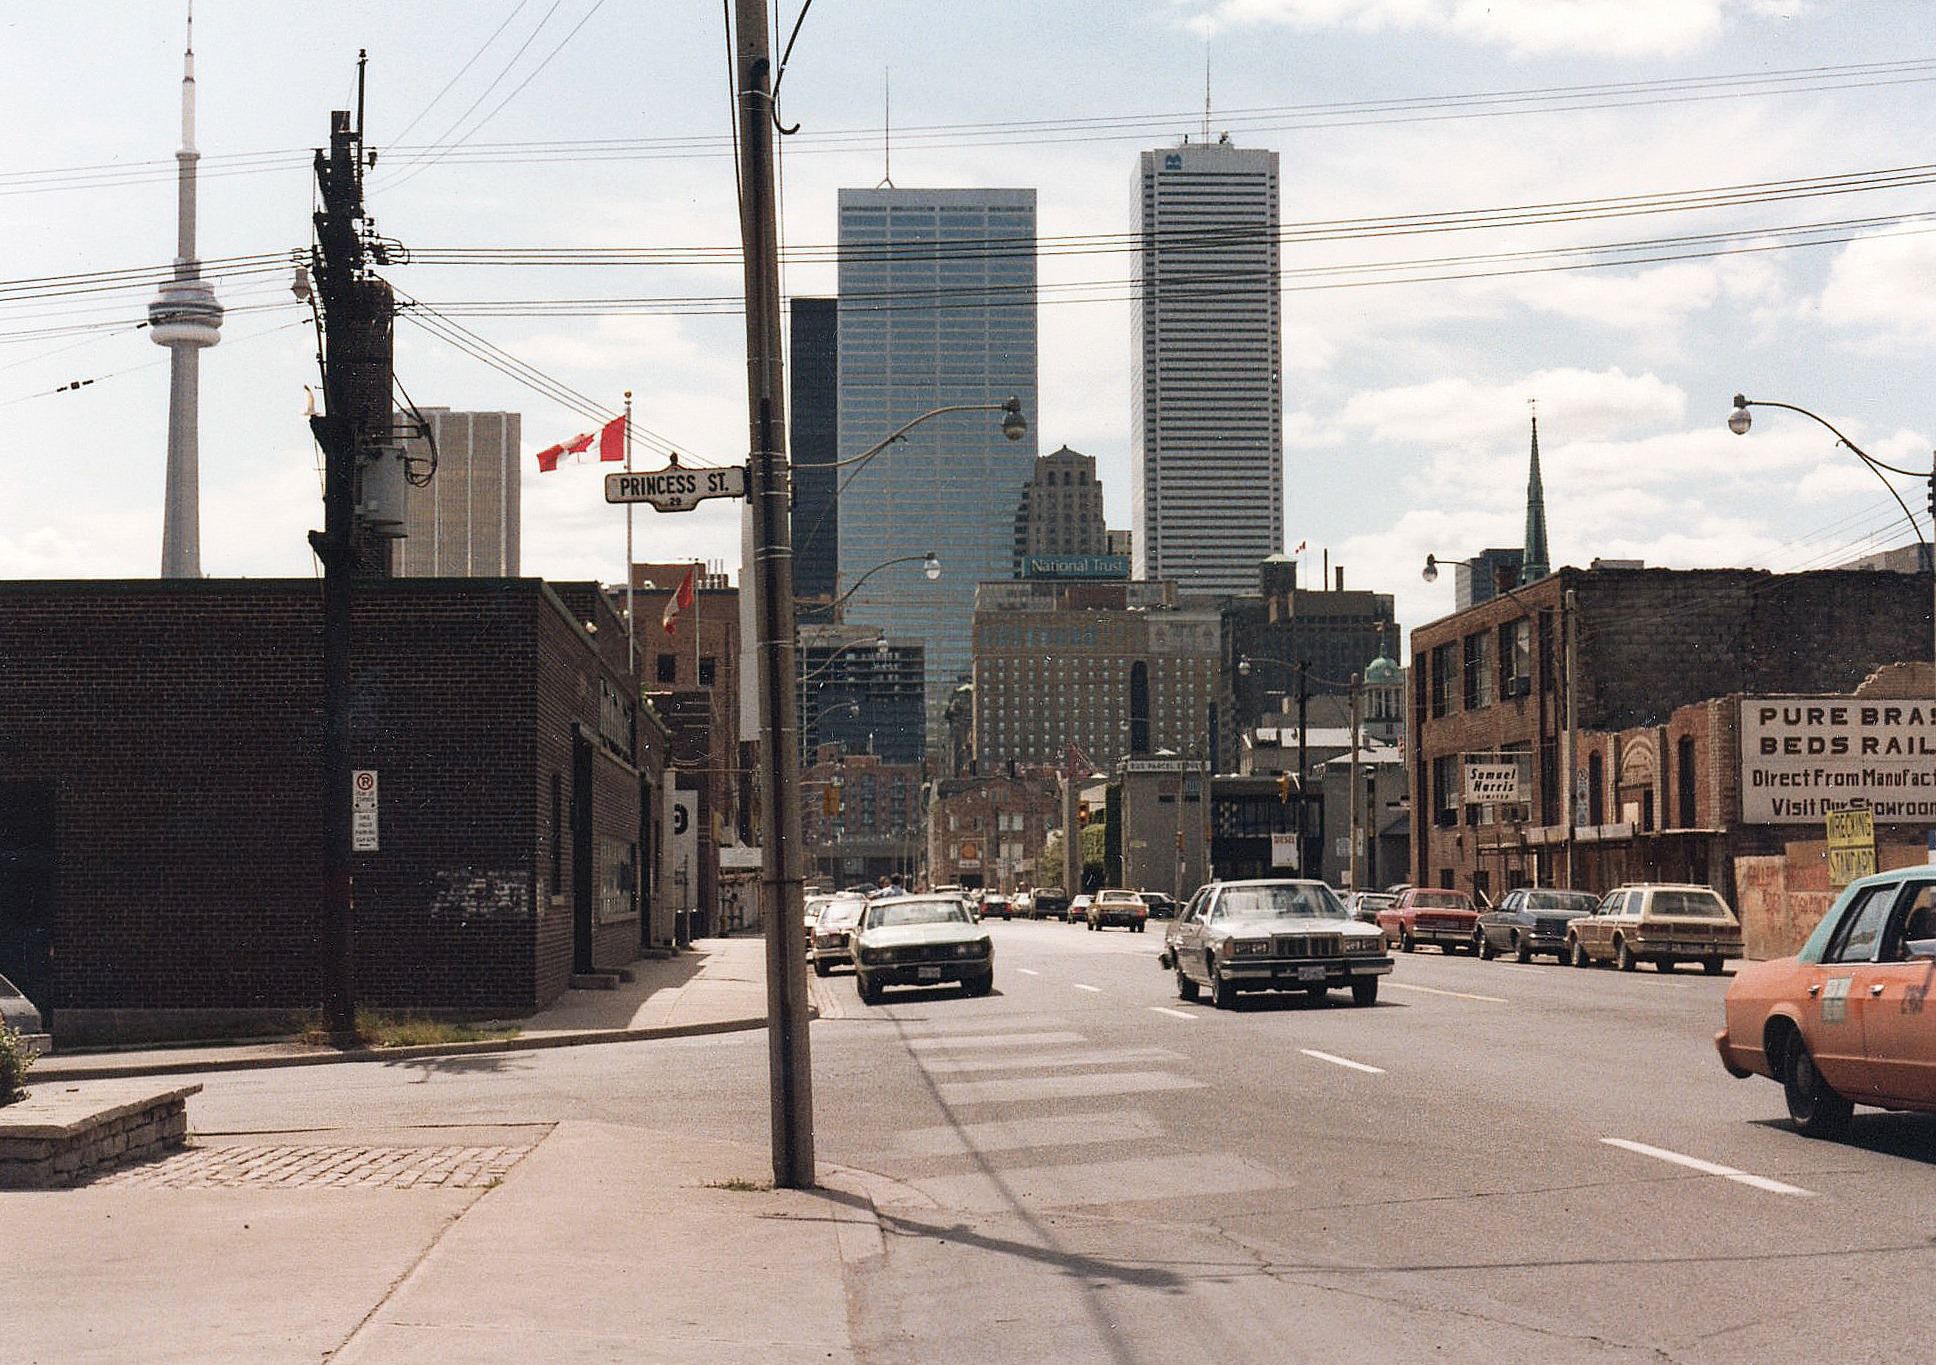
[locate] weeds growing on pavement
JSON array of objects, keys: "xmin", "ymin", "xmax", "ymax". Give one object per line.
[
  {"xmin": 704, "ymin": 1177, "xmax": 772, "ymax": 1192},
  {"xmin": 297, "ymin": 1008, "xmax": 520, "ymax": 1049},
  {"xmin": 0, "ymin": 1023, "xmax": 34, "ymax": 1106}
]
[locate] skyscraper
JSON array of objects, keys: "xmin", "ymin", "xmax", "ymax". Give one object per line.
[
  {"xmin": 836, "ymin": 187, "xmax": 1038, "ymax": 740},
  {"xmin": 789, "ymin": 297, "xmax": 839, "ymax": 619},
  {"xmin": 150, "ymin": 8, "xmax": 222, "ymax": 578},
  {"xmin": 1012, "ymin": 446, "xmax": 1108, "ymax": 575},
  {"xmin": 1132, "ymin": 141, "xmax": 1281, "ymax": 595},
  {"xmin": 392, "ymin": 408, "xmax": 521, "ymax": 577}
]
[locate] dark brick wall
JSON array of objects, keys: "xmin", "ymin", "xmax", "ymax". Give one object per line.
[{"xmin": 0, "ymin": 578, "xmax": 644, "ymax": 1030}]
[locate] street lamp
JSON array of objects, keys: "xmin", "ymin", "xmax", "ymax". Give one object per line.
[
  {"xmin": 1422, "ymin": 552, "xmax": 1530, "ymax": 603},
  {"xmin": 1728, "ymin": 391, "xmax": 1936, "ymax": 690},
  {"xmin": 824, "ymin": 552, "xmax": 941, "ymax": 618}
]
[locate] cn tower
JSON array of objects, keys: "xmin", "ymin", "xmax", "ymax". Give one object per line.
[{"xmin": 150, "ymin": 4, "xmax": 222, "ymax": 578}]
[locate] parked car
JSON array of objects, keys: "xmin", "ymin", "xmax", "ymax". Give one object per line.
[
  {"xmin": 1345, "ymin": 891, "xmax": 1398, "ymax": 927},
  {"xmin": 852, "ymin": 895, "xmax": 993, "ymax": 1004},
  {"xmin": 1137, "ymin": 891, "xmax": 1178, "ymax": 920},
  {"xmin": 979, "ymin": 892, "xmax": 1014, "ymax": 921},
  {"xmin": 1716, "ymin": 867, "xmax": 1936, "ymax": 1138},
  {"xmin": 1376, "ymin": 888, "xmax": 1480, "ymax": 953},
  {"xmin": 1086, "ymin": 889, "xmax": 1149, "ymax": 932},
  {"xmin": 1031, "ymin": 887, "xmax": 1071, "ymax": 921},
  {"xmin": 1068, "ymin": 894, "xmax": 1093, "ymax": 924},
  {"xmin": 807, "ymin": 896, "xmax": 868, "ymax": 976},
  {"xmin": 1161, "ymin": 879, "xmax": 1390, "ymax": 1007},
  {"xmin": 1567, "ymin": 883, "xmax": 1743, "ymax": 973},
  {"xmin": 1475, "ymin": 887, "xmax": 1601, "ymax": 962}
]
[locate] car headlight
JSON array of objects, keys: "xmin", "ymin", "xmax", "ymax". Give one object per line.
[
  {"xmin": 1346, "ymin": 935, "xmax": 1383, "ymax": 954},
  {"xmin": 1228, "ymin": 939, "xmax": 1272, "ymax": 957},
  {"xmin": 954, "ymin": 939, "xmax": 992, "ymax": 957},
  {"xmin": 857, "ymin": 947, "xmax": 879, "ymax": 965}
]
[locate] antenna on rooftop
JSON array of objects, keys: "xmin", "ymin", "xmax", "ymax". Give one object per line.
[{"xmin": 876, "ymin": 70, "xmax": 895, "ymax": 189}]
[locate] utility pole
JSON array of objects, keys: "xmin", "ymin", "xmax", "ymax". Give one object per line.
[
  {"xmin": 733, "ymin": 0, "xmax": 815, "ymax": 1188},
  {"xmin": 1062, "ymin": 745, "xmax": 1081, "ymax": 898},
  {"xmin": 306, "ymin": 55, "xmax": 396, "ymax": 1036},
  {"xmin": 1347, "ymin": 673, "xmax": 1361, "ymax": 891},
  {"xmin": 1561, "ymin": 587, "xmax": 1579, "ymax": 888}
]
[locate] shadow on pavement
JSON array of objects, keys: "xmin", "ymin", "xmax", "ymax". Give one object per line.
[
  {"xmin": 380, "ymin": 1052, "xmax": 537, "ymax": 1083},
  {"xmin": 1750, "ymin": 1112, "xmax": 1936, "ymax": 1165},
  {"xmin": 873, "ymin": 1208, "xmax": 1197, "ymax": 1292}
]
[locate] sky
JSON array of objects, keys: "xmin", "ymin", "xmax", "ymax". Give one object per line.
[{"xmin": 3, "ymin": 0, "xmax": 1934, "ymax": 647}]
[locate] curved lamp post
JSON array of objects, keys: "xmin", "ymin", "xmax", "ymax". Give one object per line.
[
  {"xmin": 825, "ymin": 552, "xmax": 940, "ymax": 618},
  {"xmin": 799, "ymin": 632, "xmax": 890, "ymax": 685},
  {"xmin": 1728, "ymin": 391, "xmax": 1936, "ymax": 688}
]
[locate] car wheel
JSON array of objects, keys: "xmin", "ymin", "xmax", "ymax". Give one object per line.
[
  {"xmin": 1615, "ymin": 938, "xmax": 1637, "ymax": 972},
  {"xmin": 1657, "ymin": 957, "xmax": 1676, "ymax": 973},
  {"xmin": 1513, "ymin": 934, "xmax": 1533, "ymax": 965},
  {"xmin": 1568, "ymin": 936, "xmax": 1588, "ymax": 968},
  {"xmin": 1703, "ymin": 956, "xmax": 1724, "ymax": 976},
  {"xmin": 1476, "ymin": 931, "xmax": 1495, "ymax": 960},
  {"xmin": 1209, "ymin": 958, "xmax": 1239, "ymax": 1009},
  {"xmin": 1400, "ymin": 927, "xmax": 1416, "ymax": 953},
  {"xmin": 1351, "ymin": 978, "xmax": 1378, "ymax": 1007},
  {"xmin": 1175, "ymin": 965, "xmax": 1200, "ymax": 1002},
  {"xmin": 964, "ymin": 971, "xmax": 993, "ymax": 997},
  {"xmin": 812, "ymin": 959, "xmax": 831, "ymax": 978},
  {"xmin": 1304, "ymin": 985, "xmax": 1328, "ymax": 1003},
  {"xmin": 856, "ymin": 974, "xmax": 882, "ymax": 1005},
  {"xmin": 1783, "ymin": 1036, "xmax": 1854, "ymax": 1139}
]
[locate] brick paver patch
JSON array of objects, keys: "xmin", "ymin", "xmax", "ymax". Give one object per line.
[{"xmin": 92, "ymin": 1142, "xmax": 534, "ymax": 1189}]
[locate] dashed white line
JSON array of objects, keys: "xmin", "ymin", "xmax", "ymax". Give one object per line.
[
  {"xmin": 1299, "ymin": 1048, "xmax": 1386, "ymax": 1075},
  {"xmin": 1599, "ymin": 1138, "xmax": 1816, "ymax": 1197},
  {"xmin": 1387, "ymin": 981, "xmax": 1508, "ymax": 1004},
  {"xmin": 1016, "ymin": 968, "xmax": 1040, "ymax": 976},
  {"xmin": 1148, "ymin": 1006, "xmax": 1196, "ymax": 1021},
  {"xmin": 1072, "ymin": 983, "xmax": 1103, "ymax": 993}
]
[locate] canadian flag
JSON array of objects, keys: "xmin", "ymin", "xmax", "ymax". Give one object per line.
[
  {"xmin": 1293, "ymin": 539, "xmax": 1308, "ymax": 554},
  {"xmin": 597, "ymin": 413, "xmax": 626, "ymax": 462},
  {"xmin": 661, "ymin": 566, "xmax": 696, "ymax": 637}
]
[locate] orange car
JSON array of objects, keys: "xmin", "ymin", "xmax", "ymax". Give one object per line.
[{"xmin": 1716, "ymin": 867, "xmax": 1936, "ymax": 1138}]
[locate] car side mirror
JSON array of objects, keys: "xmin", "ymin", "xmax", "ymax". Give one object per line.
[{"xmin": 1907, "ymin": 940, "xmax": 1936, "ymax": 961}]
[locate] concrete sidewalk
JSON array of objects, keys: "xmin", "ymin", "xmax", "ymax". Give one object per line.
[
  {"xmin": 30, "ymin": 937, "xmax": 784, "ymax": 1083},
  {"xmin": 0, "ymin": 1119, "xmax": 880, "ymax": 1364}
]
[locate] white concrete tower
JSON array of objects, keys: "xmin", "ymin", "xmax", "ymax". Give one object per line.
[{"xmin": 150, "ymin": 4, "xmax": 222, "ymax": 578}]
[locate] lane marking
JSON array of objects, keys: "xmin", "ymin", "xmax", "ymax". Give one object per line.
[
  {"xmin": 1599, "ymin": 1138, "xmax": 1816, "ymax": 1197},
  {"xmin": 1387, "ymin": 981, "xmax": 1508, "ymax": 1004},
  {"xmin": 1072, "ymin": 983, "xmax": 1103, "ymax": 993},
  {"xmin": 1148, "ymin": 1006, "xmax": 1196, "ymax": 1020},
  {"xmin": 1016, "ymin": 968, "xmax": 1040, "ymax": 976},
  {"xmin": 1299, "ymin": 1048, "xmax": 1386, "ymax": 1075}
]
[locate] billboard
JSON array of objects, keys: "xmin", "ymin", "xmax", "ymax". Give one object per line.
[{"xmin": 1739, "ymin": 698, "xmax": 1936, "ymax": 824}]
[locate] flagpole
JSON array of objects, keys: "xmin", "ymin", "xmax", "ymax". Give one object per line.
[{"xmin": 624, "ymin": 392, "xmax": 636, "ymax": 676}]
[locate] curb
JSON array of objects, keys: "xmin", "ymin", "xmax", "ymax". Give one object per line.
[{"xmin": 28, "ymin": 1014, "xmax": 778, "ymax": 1084}]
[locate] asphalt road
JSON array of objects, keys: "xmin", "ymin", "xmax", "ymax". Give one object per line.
[{"xmin": 185, "ymin": 920, "xmax": 1936, "ymax": 1363}]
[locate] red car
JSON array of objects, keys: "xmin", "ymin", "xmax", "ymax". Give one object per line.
[{"xmin": 1376, "ymin": 888, "xmax": 1480, "ymax": 954}]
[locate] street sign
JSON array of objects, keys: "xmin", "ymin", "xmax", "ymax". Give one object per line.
[
  {"xmin": 351, "ymin": 769, "xmax": 378, "ymax": 852},
  {"xmin": 1270, "ymin": 833, "xmax": 1300, "ymax": 869},
  {"xmin": 604, "ymin": 463, "xmax": 747, "ymax": 512}
]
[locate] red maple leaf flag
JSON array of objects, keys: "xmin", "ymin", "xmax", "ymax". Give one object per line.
[
  {"xmin": 535, "ymin": 443, "xmax": 566, "ymax": 472},
  {"xmin": 661, "ymin": 566, "xmax": 696, "ymax": 637},
  {"xmin": 562, "ymin": 431, "xmax": 595, "ymax": 458},
  {"xmin": 597, "ymin": 413, "xmax": 627, "ymax": 462}
]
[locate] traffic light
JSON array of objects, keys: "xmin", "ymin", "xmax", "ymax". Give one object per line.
[
  {"xmin": 1277, "ymin": 772, "xmax": 1291, "ymax": 803},
  {"xmin": 1077, "ymin": 800, "xmax": 1090, "ymax": 826}
]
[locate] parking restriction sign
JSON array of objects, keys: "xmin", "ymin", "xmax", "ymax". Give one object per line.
[{"xmin": 352, "ymin": 769, "xmax": 379, "ymax": 852}]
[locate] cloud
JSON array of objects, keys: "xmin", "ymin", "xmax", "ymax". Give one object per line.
[
  {"xmin": 1812, "ymin": 228, "xmax": 1936, "ymax": 343},
  {"xmin": 1189, "ymin": 0, "xmax": 1735, "ymax": 56},
  {"xmin": 1327, "ymin": 366, "xmax": 1685, "ymax": 450}
]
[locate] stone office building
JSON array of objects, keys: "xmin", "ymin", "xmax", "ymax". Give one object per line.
[{"xmin": 1408, "ymin": 565, "xmax": 1932, "ymax": 909}]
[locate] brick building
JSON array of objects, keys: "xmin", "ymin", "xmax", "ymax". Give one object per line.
[
  {"xmin": 0, "ymin": 578, "xmax": 660, "ymax": 1045},
  {"xmin": 1408, "ymin": 565, "xmax": 1932, "ymax": 907},
  {"xmin": 802, "ymin": 747, "xmax": 924, "ymax": 888},
  {"xmin": 926, "ymin": 772, "xmax": 1060, "ymax": 892}
]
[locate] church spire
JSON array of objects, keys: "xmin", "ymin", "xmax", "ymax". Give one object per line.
[{"xmin": 1519, "ymin": 403, "xmax": 1550, "ymax": 585}]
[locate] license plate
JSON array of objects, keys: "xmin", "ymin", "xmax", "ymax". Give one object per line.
[
  {"xmin": 1297, "ymin": 965, "xmax": 1327, "ymax": 982},
  {"xmin": 917, "ymin": 966, "xmax": 942, "ymax": 981}
]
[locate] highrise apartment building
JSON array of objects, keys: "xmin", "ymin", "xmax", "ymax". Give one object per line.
[
  {"xmin": 394, "ymin": 408, "xmax": 521, "ymax": 577},
  {"xmin": 1012, "ymin": 446, "xmax": 1108, "ymax": 574},
  {"xmin": 1132, "ymin": 142, "xmax": 1282, "ymax": 595},
  {"xmin": 836, "ymin": 187, "xmax": 1038, "ymax": 741}
]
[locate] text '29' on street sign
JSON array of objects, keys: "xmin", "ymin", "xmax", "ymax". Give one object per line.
[{"xmin": 604, "ymin": 464, "xmax": 747, "ymax": 512}]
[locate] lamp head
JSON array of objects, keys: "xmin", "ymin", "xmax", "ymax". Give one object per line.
[
  {"xmin": 1421, "ymin": 554, "xmax": 1440, "ymax": 584},
  {"xmin": 1000, "ymin": 396, "xmax": 1027, "ymax": 442},
  {"xmin": 1727, "ymin": 395, "xmax": 1752, "ymax": 436},
  {"xmin": 922, "ymin": 552, "xmax": 942, "ymax": 581},
  {"xmin": 1236, "ymin": 655, "xmax": 1252, "ymax": 677}
]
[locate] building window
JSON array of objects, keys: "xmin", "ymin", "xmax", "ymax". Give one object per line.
[
  {"xmin": 656, "ymin": 653, "xmax": 678, "ymax": 684},
  {"xmin": 1588, "ymin": 751, "xmax": 1605, "ymax": 826},
  {"xmin": 1677, "ymin": 736, "xmax": 1697, "ymax": 828},
  {"xmin": 1429, "ymin": 643, "xmax": 1455, "ymax": 719},
  {"xmin": 1462, "ymin": 632, "xmax": 1493, "ymax": 710},
  {"xmin": 698, "ymin": 656, "xmax": 717, "ymax": 687},
  {"xmin": 1498, "ymin": 619, "xmax": 1531, "ymax": 696},
  {"xmin": 1432, "ymin": 755, "xmax": 1459, "ymax": 827},
  {"xmin": 550, "ymin": 772, "xmax": 564, "ymax": 893}
]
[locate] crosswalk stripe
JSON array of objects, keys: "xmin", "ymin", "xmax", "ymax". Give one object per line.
[
  {"xmin": 918, "ymin": 1046, "xmax": 1183, "ymax": 1075},
  {"xmin": 891, "ymin": 1109, "xmax": 1166, "ymax": 1157},
  {"xmin": 935, "ymin": 1070, "xmax": 1206, "ymax": 1104},
  {"xmin": 888, "ymin": 1152, "xmax": 1282, "ymax": 1214},
  {"xmin": 904, "ymin": 1031, "xmax": 1086, "ymax": 1051}
]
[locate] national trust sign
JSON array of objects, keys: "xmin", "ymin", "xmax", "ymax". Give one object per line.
[{"xmin": 1739, "ymin": 697, "xmax": 1936, "ymax": 824}]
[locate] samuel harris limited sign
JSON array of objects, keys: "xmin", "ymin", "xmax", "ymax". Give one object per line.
[{"xmin": 1739, "ymin": 697, "xmax": 1936, "ymax": 824}]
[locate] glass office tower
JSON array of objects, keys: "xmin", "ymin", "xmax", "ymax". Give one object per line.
[{"xmin": 836, "ymin": 187, "xmax": 1039, "ymax": 749}]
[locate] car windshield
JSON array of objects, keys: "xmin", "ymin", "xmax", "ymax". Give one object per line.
[
  {"xmin": 1526, "ymin": 891, "xmax": 1599, "ymax": 913},
  {"xmin": 866, "ymin": 898, "xmax": 970, "ymax": 929},
  {"xmin": 1647, "ymin": 889, "xmax": 1731, "ymax": 919},
  {"xmin": 1412, "ymin": 891, "xmax": 1470, "ymax": 909},
  {"xmin": 818, "ymin": 900, "xmax": 865, "ymax": 928},
  {"xmin": 1219, "ymin": 884, "xmax": 1347, "ymax": 919}
]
